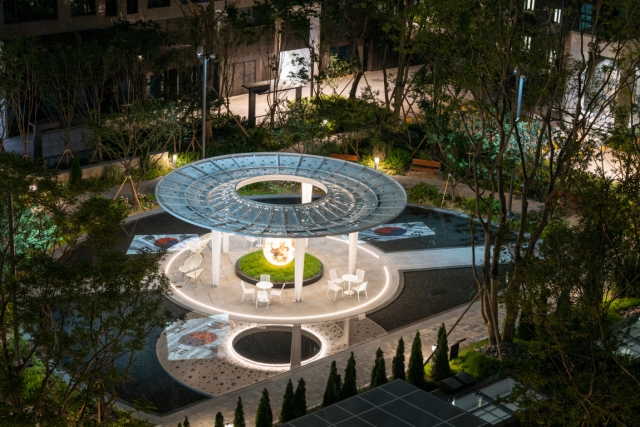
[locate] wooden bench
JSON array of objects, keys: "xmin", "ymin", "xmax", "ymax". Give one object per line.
[
  {"xmin": 410, "ymin": 159, "xmax": 441, "ymax": 176},
  {"xmin": 330, "ymin": 154, "xmax": 359, "ymax": 162}
]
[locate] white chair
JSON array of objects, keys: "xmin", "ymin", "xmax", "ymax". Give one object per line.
[
  {"xmin": 256, "ymin": 290, "xmax": 270, "ymax": 309},
  {"xmin": 186, "ymin": 241, "xmax": 204, "ymax": 255},
  {"xmin": 352, "ymin": 281, "xmax": 368, "ymax": 301},
  {"xmin": 198, "ymin": 233, "xmax": 212, "ymax": 252},
  {"xmin": 240, "ymin": 281, "xmax": 255, "ymax": 303},
  {"xmin": 329, "ymin": 269, "xmax": 344, "ymax": 286},
  {"xmin": 271, "ymin": 283, "xmax": 286, "ymax": 305},
  {"xmin": 243, "ymin": 236, "xmax": 258, "ymax": 249},
  {"xmin": 326, "ymin": 280, "xmax": 343, "ymax": 301},
  {"xmin": 354, "ymin": 269, "xmax": 365, "ymax": 285},
  {"xmin": 185, "ymin": 268, "xmax": 204, "ymax": 286},
  {"xmin": 178, "ymin": 254, "xmax": 203, "ymax": 279},
  {"xmin": 260, "ymin": 274, "xmax": 270, "ymax": 283}
]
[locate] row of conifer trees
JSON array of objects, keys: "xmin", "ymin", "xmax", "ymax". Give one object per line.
[{"xmin": 186, "ymin": 325, "xmax": 451, "ymax": 427}]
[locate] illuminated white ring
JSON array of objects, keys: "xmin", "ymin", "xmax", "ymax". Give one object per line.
[
  {"xmin": 226, "ymin": 326, "xmax": 327, "ymax": 370},
  {"xmin": 164, "ymin": 246, "xmax": 391, "ymax": 323}
]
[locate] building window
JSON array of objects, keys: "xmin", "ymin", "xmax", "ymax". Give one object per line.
[
  {"xmin": 127, "ymin": 0, "xmax": 138, "ymax": 14},
  {"xmin": 523, "ymin": 36, "xmax": 531, "ymax": 51},
  {"xmin": 71, "ymin": 0, "xmax": 95, "ymax": 16},
  {"xmin": 105, "ymin": 0, "xmax": 117, "ymax": 16},
  {"xmin": 580, "ymin": 4, "xmax": 593, "ymax": 29},
  {"xmin": 148, "ymin": 0, "xmax": 170, "ymax": 8},
  {"xmin": 3, "ymin": 0, "xmax": 57, "ymax": 24},
  {"xmin": 552, "ymin": 8, "xmax": 562, "ymax": 23},
  {"xmin": 524, "ymin": 0, "xmax": 535, "ymax": 11}
]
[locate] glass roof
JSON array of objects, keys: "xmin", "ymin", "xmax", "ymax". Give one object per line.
[{"xmin": 155, "ymin": 153, "xmax": 407, "ymax": 238}]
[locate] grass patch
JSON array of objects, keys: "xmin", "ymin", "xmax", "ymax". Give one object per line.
[
  {"xmin": 607, "ymin": 297, "xmax": 640, "ymax": 322},
  {"xmin": 237, "ymin": 250, "xmax": 322, "ymax": 283},
  {"xmin": 237, "ymin": 181, "xmax": 324, "ymax": 197}
]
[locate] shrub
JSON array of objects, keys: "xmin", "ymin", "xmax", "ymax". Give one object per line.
[
  {"xmin": 294, "ymin": 378, "xmax": 307, "ymax": 417},
  {"xmin": 279, "ymin": 380, "xmax": 296, "ymax": 423},
  {"xmin": 102, "ymin": 164, "xmax": 125, "ymax": 185},
  {"xmin": 177, "ymin": 151, "xmax": 200, "ymax": 167},
  {"xmin": 431, "ymin": 323, "xmax": 451, "ymax": 381},
  {"xmin": 382, "ymin": 148, "xmax": 412, "ymax": 173},
  {"xmin": 322, "ymin": 361, "xmax": 341, "ymax": 407},
  {"xmin": 392, "ymin": 337, "xmax": 406, "ymax": 380},
  {"xmin": 341, "ymin": 352, "xmax": 358, "ymax": 399},
  {"xmin": 371, "ymin": 348, "xmax": 388, "ymax": 388},
  {"xmin": 407, "ymin": 331, "xmax": 425, "ymax": 387},
  {"xmin": 255, "ymin": 389, "xmax": 273, "ymax": 427},
  {"xmin": 449, "ymin": 348, "xmax": 502, "ymax": 380},
  {"xmin": 407, "ymin": 183, "xmax": 440, "ymax": 204},
  {"xmin": 214, "ymin": 412, "xmax": 224, "ymax": 427},
  {"xmin": 234, "ymin": 397, "xmax": 246, "ymax": 427}
]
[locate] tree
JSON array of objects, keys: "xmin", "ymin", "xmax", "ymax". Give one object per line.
[
  {"xmin": 183, "ymin": 416, "xmax": 191, "ymax": 427},
  {"xmin": 0, "ymin": 154, "xmax": 174, "ymax": 425},
  {"xmin": 293, "ymin": 378, "xmax": 307, "ymax": 418},
  {"xmin": 431, "ymin": 324, "xmax": 450, "ymax": 382},
  {"xmin": 70, "ymin": 155, "xmax": 83, "ymax": 188},
  {"xmin": 215, "ymin": 412, "xmax": 224, "ymax": 427},
  {"xmin": 391, "ymin": 337, "xmax": 406, "ymax": 380},
  {"xmin": 234, "ymin": 397, "xmax": 246, "ymax": 427},
  {"xmin": 279, "ymin": 379, "xmax": 296, "ymax": 423},
  {"xmin": 0, "ymin": 37, "xmax": 41, "ymax": 156},
  {"xmin": 87, "ymin": 101, "xmax": 180, "ymax": 209},
  {"xmin": 255, "ymin": 388, "xmax": 273, "ymax": 427},
  {"xmin": 341, "ymin": 352, "xmax": 358, "ymax": 399},
  {"xmin": 322, "ymin": 360, "xmax": 341, "ymax": 407},
  {"xmin": 370, "ymin": 347, "xmax": 388, "ymax": 388},
  {"xmin": 407, "ymin": 331, "xmax": 424, "ymax": 387}
]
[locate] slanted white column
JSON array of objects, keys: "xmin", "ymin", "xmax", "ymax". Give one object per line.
[
  {"xmin": 211, "ymin": 230, "xmax": 222, "ymax": 287},
  {"xmin": 348, "ymin": 232, "xmax": 359, "ymax": 274},
  {"xmin": 294, "ymin": 238, "xmax": 306, "ymax": 301},
  {"xmin": 290, "ymin": 324, "xmax": 302, "ymax": 369},
  {"xmin": 222, "ymin": 233, "xmax": 230, "ymax": 253},
  {"xmin": 301, "ymin": 183, "xmax": 313, "ymax": 247}
]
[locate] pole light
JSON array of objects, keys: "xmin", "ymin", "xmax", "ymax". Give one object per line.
[
  {"xmin": 516, "ymin": 74, "xmax": 526, "ymax": 121},
  {"xmin": 172, "ymin": 153, "xmax": 178, "ymax": 169},
  {"xmin": 197, "ymin": 45, "xmax": 216, "ymax": 160},
  {"xmin": 374, "ymin": 157, "xmax": 380, "ymax": 170}
]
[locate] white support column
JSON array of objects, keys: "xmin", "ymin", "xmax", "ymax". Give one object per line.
[
  {"xmin": 290, "ymin": 324, "xmax": 302, "ymax": 369},
  {"xmin": 222, "ymin": 233, "xmax": 230, "ymax": 253},
  {"xmin": 302, "ymin": 183, "xmax": 313, "ymax": 248},
  {"xmin": 211, "ymin": 230, "xmax": 222, "ymax": 287},
  {"xmin": 348, "ymin": 232, "xmax": 359, "ymax": 275},
  {"xmin": 294, "ymin": 238, "xmax": 306, "ymax": 302},
  {"xmin": 342, "ymin": 318, "xmax": 355, "ymax": 347}
]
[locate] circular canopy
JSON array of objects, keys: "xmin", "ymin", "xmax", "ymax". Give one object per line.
[{"xmin": 155, "ymin": 152, "xmax": 406, "ymax": 238}]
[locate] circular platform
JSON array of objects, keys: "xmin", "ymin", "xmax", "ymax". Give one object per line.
[
  {"xmin": 155, "ymin": 153, "xmax": 406, "ymax": 238},
  {"xmin": 163, "ymin": 234, "xmax": 400, "ymax": 324}
]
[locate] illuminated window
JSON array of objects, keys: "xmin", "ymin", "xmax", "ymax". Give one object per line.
[
  {"xmin": 523, "ymin": 36, "xmax": 532, "ymax": 51},
  {"xmin": 552, "ymin": 8, "xmax": 562, "ymax": 23},
  {"xmin": 524, "ymin": 0, "xmax": 535, "ymax": 11}
]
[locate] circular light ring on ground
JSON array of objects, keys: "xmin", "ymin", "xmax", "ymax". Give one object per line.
[
  {"xmin": 155, "ymin": 153, "xmax": 407, "ymax": 238},
  {"xmin": 164, "ymin": 246, "xmax": 391, "ymax": 324},
  {"xmin": 229, "ymin": 326, "xmax": 324, "ymax": 368}
]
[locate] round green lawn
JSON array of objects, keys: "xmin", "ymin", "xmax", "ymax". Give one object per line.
[{"xmin": 236, "ymin": 250, "xmax": 323, "ymax": 283}]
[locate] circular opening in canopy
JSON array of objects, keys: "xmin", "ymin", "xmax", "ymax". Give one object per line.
[{"xmin": 235, "ymin": 175, "xmax": 327, "ymax": 205}]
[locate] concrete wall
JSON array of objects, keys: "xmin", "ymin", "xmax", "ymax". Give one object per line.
[{"xmin": 57, "ymin": 151, "xmax": 169, "ymax": 182}]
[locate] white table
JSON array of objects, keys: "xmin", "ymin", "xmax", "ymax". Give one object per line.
[
  {"xmin": 256, "ymin": 281, "xmax": 273, "ymax": 290},
  {"xmin": 342, "ymin": 274, "xmax": 359, "ymax": 296}
]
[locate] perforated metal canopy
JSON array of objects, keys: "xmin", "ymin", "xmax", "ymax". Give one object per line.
[{"xmin": 155, "ymin": 152, "xmax": 407, "ymax": 238}]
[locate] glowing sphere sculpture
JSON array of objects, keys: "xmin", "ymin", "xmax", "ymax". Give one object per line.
[{"xmin": 263, "ymin": 238, "xmax": 295, "ymax": 266}]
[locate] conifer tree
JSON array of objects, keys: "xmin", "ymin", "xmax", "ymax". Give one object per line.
[
  {"xmin": 255, "ymin": 388, "xmax": 273, "ymax": 427},
  {"xmin": 407, "ymin": 331, "xmax": 425, "ymax": 387},
  {"xmin": 322, "ymin": 361, "xmax": 340, "ymax": 407},
  {"xmin": 176, "ymin": 423, "xmax": 182, "ymax": 427},
  {"xmin": 294, "ymin": 378, "xmax": 307, "ymax": 417},
  {"xmin": 280, "ymin": 379, "xmax": 296, "ymax": 423},
  {"xmin": 234, "ymin": 397, "xmax": 246, "ymax": 427},
  {"xmin": 432, "ymin": 323, "xmax": 451, "ymax": 381},
  {"xmin": 214, "ymin": 412, "xmax": 224, "ymax": 427},
  {"xmin": 373, "ymin": 357, "xmax": 389, "ymax": 387},
  {"xmin": 183, "ymin": 417, "xmax": 190, "ymax": 427},
  {"xmin": 341, "ymin": 352, "xmax": 358, "ymax": 399},
  {"xmin": 392, "ymin": 337, "xmax": 406, "ymax": 380},
  {"xmin": 370, "ymin": 347, "xmax": 383, "ymax": 388}
]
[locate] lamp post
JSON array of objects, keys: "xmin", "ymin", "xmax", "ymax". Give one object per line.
[
  {"xmin": 516, "ymin": 74, "xmax": 526, "ymax": 121},
  {"xmin": 197, "ymin": 45, "xmax": 216, "ymax": 160}
]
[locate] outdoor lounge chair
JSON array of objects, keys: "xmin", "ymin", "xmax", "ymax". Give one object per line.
[{"xmin": 326, "ymin": 280, "xmax": 344, "ymax": 301}]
